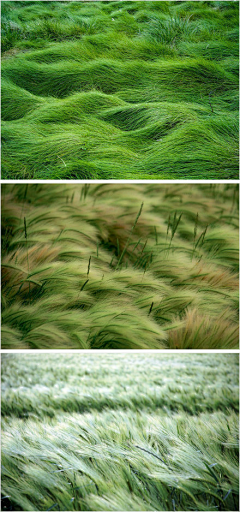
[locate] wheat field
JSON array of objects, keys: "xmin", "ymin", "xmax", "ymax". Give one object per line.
[{"xmin": 1, "ymin": 353, "xmax": 239, "ymax": 511}]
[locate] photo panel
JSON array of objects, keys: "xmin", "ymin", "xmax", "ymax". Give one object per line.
[
  {"xmin": 1, "ymin": 0, "xmax": 239, "ymax": 180},
  {"xmin": 1, "ymin": 183, "xmax": 239, "ymax": 350},
  {"xmin": 1, "ymin": 352, "xmax": 239, "ymax": 511}
]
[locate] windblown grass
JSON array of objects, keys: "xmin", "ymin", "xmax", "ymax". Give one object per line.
[
  {"xmin": 1, "ymin": 353, "xmax": 239, "ymax": 511},
  {"xmin": 1, "ymin": 183, "xmax": 239, "ymax": 349},
  {"xmin": 1, "ymin": 1, "xmax": 239, "ymax": 179}
]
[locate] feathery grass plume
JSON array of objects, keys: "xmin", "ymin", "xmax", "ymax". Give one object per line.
[
  {"xmin": 1, "ymin": 353, "xmax": 239, "ymax": 511},
  {"xmin": 1, "ymin": 183, "xmax": 239, "ymax": 349},
  {"xmin": 1, "ymin": 0, "xmax": 239, "ymax": 180}
]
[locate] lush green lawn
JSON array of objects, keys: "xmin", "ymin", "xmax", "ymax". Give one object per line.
[
  {"xmin": 1, "ymin": 183, "xmax": 239, "ymax": 349},
  {"xmin": 1, "ymin": 353, "xmax": 239, "ymax": 511},
  {"xmin": 1, "ymin": 1, "xmax": 239, "ymax": 179}
]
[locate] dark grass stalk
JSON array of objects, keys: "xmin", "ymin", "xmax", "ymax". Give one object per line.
[
  {"xmin": 131, "ymin": 238, "xmax": 142, "ymax": 254},
  {"xmin": 166, "ymin": 214, "xmax": 171, "ymax": 239},
  {"xmin": 148, "ymin": 302, "xmax": 154, "ymax": 316},
  {"xmin": 87, "ymin": 255, "xmax": 91, "ymax": 276},
  {"xmin": 23, "ymin": 216, "xmax": 30, "ymax": 302},
  {"xmin": 195, "ymin": 224, "xmax": 208, "ymax": 249},
  {"xmin": 192, "ymin": 212, "xmax": 199, "ymax": 260},
  {"xmin": 170, "ymin": 212, "xmax": 183, "ymax": 242},
  {"xmin": 134, "ymin": 445, "xmax": 172, "ymax": 469},
  {"xmin": 132, "ymin": 202, "xmax": 144, "ymax": 231},
  {"xmin": 80, "ymin": 279, "xmax": 89, "ymax": 292},
  {"xmin": 167, "ymin": 212, "xmax": 183, "ymax": 251},
  {"xmin": 115, "ymin": 202, "xmax": 144, "ymax": 270},
  {"xmin": 143, "ymin": 252, "xmax": 153, "ymax": 274},
  {"xmin": 110, "ymin": 254, "xmax": 115, "ymax": 267},
  {"xmin": 139, "ymin": 239, "xmax": 148, "ymax": 256},
  {"xmin": 54, "ymin": 229, "xmax": 63, "ymax": 244}
]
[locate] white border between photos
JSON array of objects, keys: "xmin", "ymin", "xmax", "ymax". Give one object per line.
[{"xmin": 2, "ymin": 179, "xmax": 240, "ymax": 184}]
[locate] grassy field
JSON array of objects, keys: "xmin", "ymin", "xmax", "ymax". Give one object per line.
[
  {"xmin": 1, "ymin": 0, "xmax": 239, "ymax": 180},
  {"xmin": 1, "ymin": 353, "xmax": 239, "ymax": 511},
  {"xmin": 1, "ymin": 183, "xmax": 239, "ymax": 349}
]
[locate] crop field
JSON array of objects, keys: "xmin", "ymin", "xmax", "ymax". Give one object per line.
[
  {"xmin": 1, "ymin": 353, "xmax": 239, "ymax": 511},
  {"xmin": 1, "ymin": 183, "xmax": 239, "ymax": 349},
  {"xmin": 1, "ymin": 0, "xmax": 239, "ymax": 180}
]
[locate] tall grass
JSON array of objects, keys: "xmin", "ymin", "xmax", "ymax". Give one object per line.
[
  {"xmin": 1, "ymin": 353, "xmax": 239, "ymax": 511},
  {"xmin": 1, "ymin": 183, "xmax": 239, "ymax": 349},
  {"xmin": 1, "ymin": 1, "xmax": 239, "ymax": 179}
]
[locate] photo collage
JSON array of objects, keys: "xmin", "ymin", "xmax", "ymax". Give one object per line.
[{"xmin": 1, "ymin": 1, "xmax": 239, "ymax": 511}]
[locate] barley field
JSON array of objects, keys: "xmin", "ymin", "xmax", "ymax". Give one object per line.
[
  {"xmin": 1, "ymin": 183, "xmax": 239, "ymax": 349},
  {"xmin": 1, "ymin": 0, "xmax": 239, "ymax": 180},
  {"xmin": 1, "ymin": 353, "xmax": 239, "ymax": 511}
]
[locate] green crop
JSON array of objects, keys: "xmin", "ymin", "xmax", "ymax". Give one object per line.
[{"xmin": 1, "ymin": 353, "xmax": 239, "ymax": 511}]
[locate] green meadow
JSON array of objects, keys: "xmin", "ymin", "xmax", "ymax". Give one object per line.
[
  {"xmin": 1, "ymin": 183, "xmax": 239, "ymax": 349},
  {"xmin": 1, "ymin": 353, "xmax": 239, "ymax": 511},
  {"xmin": 1, "ymin": 0, "xmax": 239, "ymax": 180}
]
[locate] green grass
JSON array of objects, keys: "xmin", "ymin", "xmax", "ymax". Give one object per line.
[
  {"xmin": 1, "ymin": 183, "xmax": 239, "ymax": 349},
  {"xmin": 1, "ymin": 353, "xmax": 239, "ymax": 511},
  {"xmin": 1, "ymin": 1, "xmax": 239, "ymax": 179}
]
